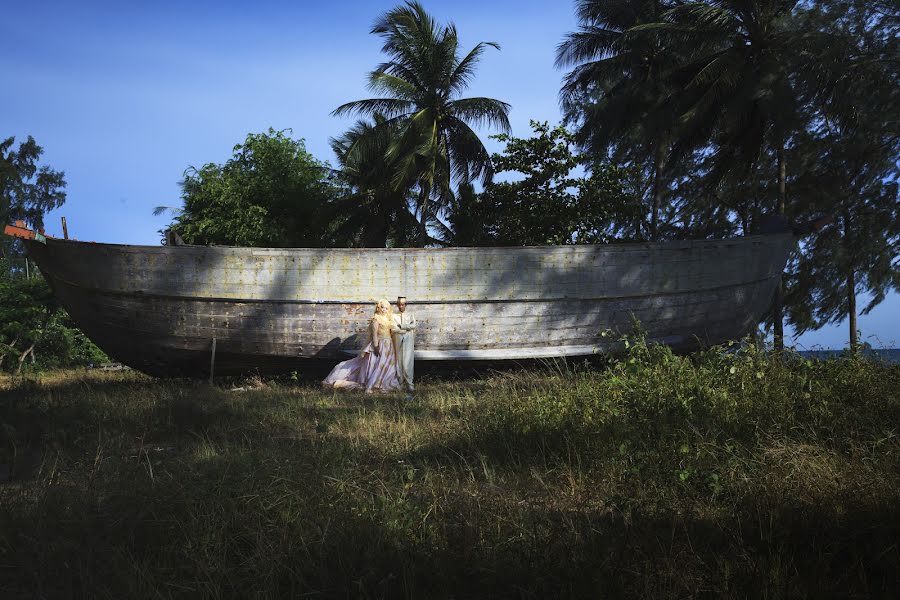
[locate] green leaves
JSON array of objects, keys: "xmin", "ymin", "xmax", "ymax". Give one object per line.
[
  {"xmin": 449, "ymin": 121, "xmax": 633, "ymax": 246},
  {"xmin": 0, "ymin": 268, "xmax": 105, "ymax": 372},
  {"xmin": 1, "ymin": 136, "xmax": 67, "ymax": 259},
  {"xmin": 557, "ymin": 0, "xmax": 899, "ymax": 344},
  {"xmin": 780, "ymin": 2, "xmax": 900, "ymax": 345},
  {"xmin": 169, "ymin": 129, "xmax": 339, "ymax": 248},
  {"xmin": 329, "ymin": 115, "xmax": 420, "ymax": 247}
]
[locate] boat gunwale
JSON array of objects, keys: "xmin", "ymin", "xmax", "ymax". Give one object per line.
[{"xmin": 33, "ymin": 233, "xmax": 792, "ymax": 254}]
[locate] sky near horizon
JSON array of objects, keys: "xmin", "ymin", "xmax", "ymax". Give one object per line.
[{"xmin": 2, "ymin": 0, "xmax": 896, "ymax": 350}]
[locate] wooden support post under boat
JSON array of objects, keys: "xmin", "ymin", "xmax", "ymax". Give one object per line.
[
  {"xmin": 61, "ymin": 217, "xmax": 68, "ymax": 240},
  {"xmin": 209, "ymin": 337, "xmax": 217, "ymax": 385}
]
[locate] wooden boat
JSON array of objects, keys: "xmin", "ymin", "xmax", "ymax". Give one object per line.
[{"xmin": 5, "ymin": 221, "xmax": 796, "ymax": 377}]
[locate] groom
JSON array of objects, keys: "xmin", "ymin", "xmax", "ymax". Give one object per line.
[{"xmin": 392, "ymin": 296, "xmax": 416, "ymax": 396}]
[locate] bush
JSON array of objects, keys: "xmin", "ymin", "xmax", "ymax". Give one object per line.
[{"xmin": 0, "ymin": 273, "xmax": 107, "ymax": 372}]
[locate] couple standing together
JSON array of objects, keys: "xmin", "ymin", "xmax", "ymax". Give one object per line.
[{"xmin": 322, "ymin": 296, "xmax": 416, "ymax": 396}]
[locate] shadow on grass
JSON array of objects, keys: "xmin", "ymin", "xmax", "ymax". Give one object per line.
[
  {"xmin": 0, "ymin": 373, "xmax": 435, "ymax": 483},
  {"xmin": 1, "ymin": 438, "xmax": 897, "ymax": 598}
]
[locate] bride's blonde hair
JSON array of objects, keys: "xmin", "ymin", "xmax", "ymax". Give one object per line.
[{"xmin": 373, "ymin": 298, "xmax": 393, "ymax": 320}]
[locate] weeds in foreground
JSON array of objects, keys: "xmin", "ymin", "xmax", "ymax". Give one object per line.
[{"xmin": 0, "ymin": 343, "xmax": 897, "ymax": 598}]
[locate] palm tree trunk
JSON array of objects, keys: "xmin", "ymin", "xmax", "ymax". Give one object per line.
[
  {"xmin": 843, "ymin": 211, "xmax": 858, "ymax": 353},
  {"xmin": 847, "ymin": 268, "xmax": 858, "ymax": 353},
  {"xmin": 418, "ymin": 188, "xmax": 429, "ymax": 247},
  {"xmin": 773, "ymin": 147, "xmax": 786, "ymax": 352},
  {"xmin": 650, "ymin": 143, "xmax": 664, "ymax": 241},
  {"xmin": 418, "ymin": 144, "xmax": 442, "ymax": 248}
]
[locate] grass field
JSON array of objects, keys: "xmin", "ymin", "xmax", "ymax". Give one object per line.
[{"xmin": 1, "ymin": 341, "xmax": 898, "ymax": 598}]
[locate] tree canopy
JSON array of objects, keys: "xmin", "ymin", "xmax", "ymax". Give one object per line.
[
  {"xmin": 783, "ymin": 0, "xmax": 900, "ymax": 349},
  {"xmin": 557, "ymin": 0, "xmax": 899, "ymax": 349},
  {"xmin": 1, "ymin": 136, "xmax": 66, "ymax": 258},
  {"xmin": 557, "ymin": 0, "xmax": 680, "ymax": 241},
  {"xmin": 168, "ymin": 129, "xmax": 340, "ymax": 248},
  {"xmin": 450, "ymin": 121, "xmax": 634, "ymax": 246}
]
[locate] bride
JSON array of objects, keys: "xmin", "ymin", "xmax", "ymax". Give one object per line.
[{"xmin": 322, "ymin": 299, "xmax": 401, "ymax": 393}]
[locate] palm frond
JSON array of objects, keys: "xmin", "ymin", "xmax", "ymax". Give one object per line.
[
  {"xmin": 448, "ymin": 97, "xmax": 512, "ymax": 133},
  {"xmin": 556, "ymin": 26, "xmax": 622, "ymax": 68},
  {"xmin": 332, "ymin": 98, "xmax": 416, "ymax": 119},
  {"xmin": 450, "ymin": 41, "xmax": 500, "ymax": 95},
  {"xmin": 667, "ymin": 2, "xmax": 740, "ymax": 32},
  {"xmin": 574, "ymin": 0, "xmax": 649, "ymax": 31},
  {"xmin": 152, "ymin": 205, "xmax": 183, "ymax": 217},
  {"xmin": 444, "ymin": 118, "xmax": 494, "ymax": 185},
  {"xmin": 367, "ymin": 71, "xmax": 420, "ymax": 100}
]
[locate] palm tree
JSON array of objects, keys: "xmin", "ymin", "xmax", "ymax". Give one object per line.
[
  {"xmin": 556, "ymin": 0, "xmax": 679, "ymax": 240},
  {"xmin": 328, "ymin": 115, "xmax": 419, "ymax": 247},
  {"xmin": 638, "ymin": 1, "xmax": 832, "ymax": 350},
  {"xmin": 653, "ymin": 2, "xmax": 815, "ymax": 172},
  {"xmin": 333, "ymin": 1, "xmax": 511, "ymax": 246}
]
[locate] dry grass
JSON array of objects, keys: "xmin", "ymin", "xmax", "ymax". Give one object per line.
[{"xmin": 0, "ymin": 345, "xmax": 898, "ymax": 598}]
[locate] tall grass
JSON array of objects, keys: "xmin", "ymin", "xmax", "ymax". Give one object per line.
[{"xmin": 0, "ymin": 342, "xmax": 897, "ymax": 598}]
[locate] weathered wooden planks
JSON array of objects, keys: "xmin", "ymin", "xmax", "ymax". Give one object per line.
[{"xmin": 23, "ymin": 234, "xmax": 795, "ymax": 376}]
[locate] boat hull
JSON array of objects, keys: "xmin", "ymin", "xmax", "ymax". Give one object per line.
[{"xmin": 23, "ymin": 235, "xmax": 795, "ymax": 377}]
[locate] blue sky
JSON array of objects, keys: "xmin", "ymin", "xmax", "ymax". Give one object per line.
[{"xmin": 2, "ymin": 0, "xmax": 896, "ymax": 349}]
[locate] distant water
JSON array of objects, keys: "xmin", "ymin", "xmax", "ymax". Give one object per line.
[{"xmin": 799, "ymin": 349, "xmax": 900, "ymax": 364}]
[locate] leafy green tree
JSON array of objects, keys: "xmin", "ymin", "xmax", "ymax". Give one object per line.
[
  {"xmin": 784, "ymin": 0, "xmax": 899, "ymax": 351},
  {"xmin": 785, "ymin": 137, "xmax": 899, "ymax": 351},
  {"xmin": 1, "ymin": 136, "xmax": 66, "ymax": 258},
  {"xmin": 333, "ymin": 1, "xmax": 511, "ymax": 246},
  {"xmin": 557, "ymin": 1, "xmax": 899, "ymax": 351},
  {"xmin": 0, "ymin": 138, "xmax": 106, "ymax": 371},
  {"xmin": 664, "ymin": 140, "xmax": 780, "ymax": 240},
  {"xmin": 449, "ymin": 122, "xmax": 633, "ymax": 246},
  {"xmin": 168, "ymin": 129, "xmax": 339, "ymax": 247}
]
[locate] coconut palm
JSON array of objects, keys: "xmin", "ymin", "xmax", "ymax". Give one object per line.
[
  {"xmin": 637, "ymin": 0, "xmax": 832, "ymax": 349},
  {"xmin": 654, "ymin": 2, "xmax": 814, "ymax": 171},
  {"xmin": 333, "ymin": 1, "xmax": 511, "ymax": 246},
  {"xmin": 328, "ymin": 115, "xmax": 419, "ymax": 247},
  {"xmin": 556, "ymin": 0, "xmax": 679, "ymax": 240}
]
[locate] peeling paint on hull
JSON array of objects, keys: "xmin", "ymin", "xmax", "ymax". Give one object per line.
[{"xmin": 23, "ymin": 235, "xmax": 795, "ymax": 377}]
